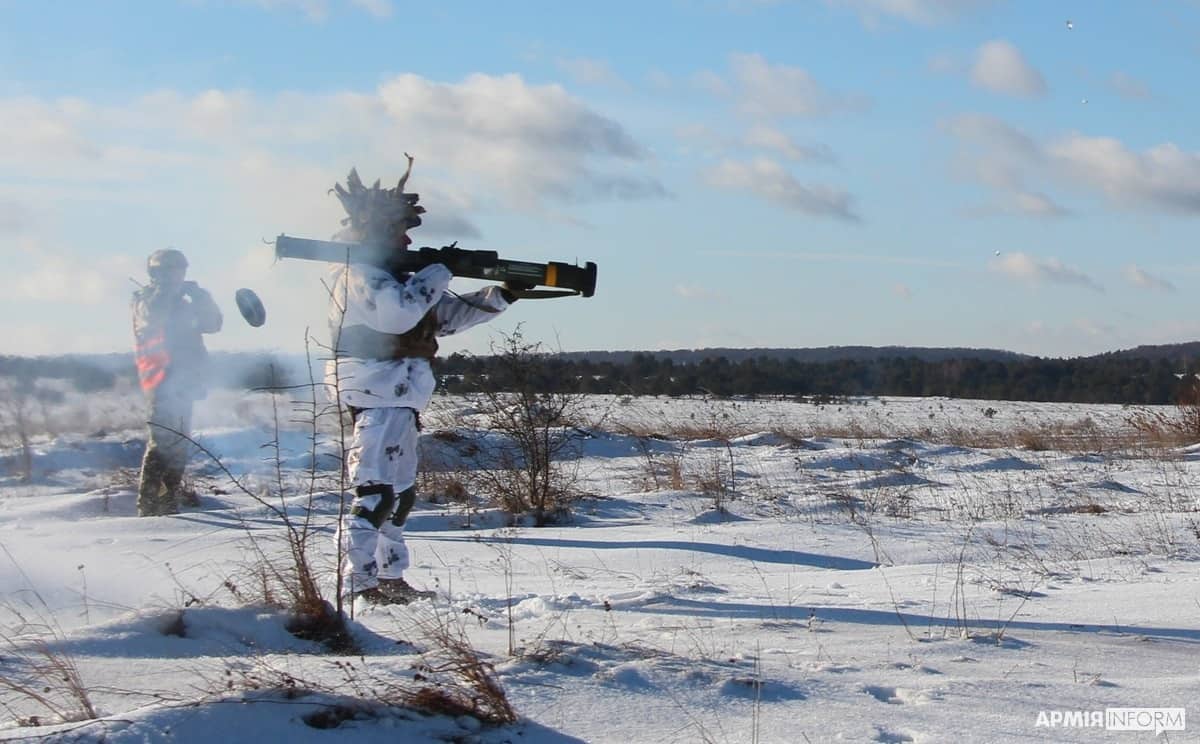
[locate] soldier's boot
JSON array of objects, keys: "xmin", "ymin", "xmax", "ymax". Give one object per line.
[
  {"xmin": 137, "ymin": 450, "xmax": 169, "ymax": 517},
  {"xmin": 376, "ymin": 577, "xmax": 436, "ymax": 604},
  {"xmin": 355, "ymin": 579, "xmax": 435, "ymax": 607},
  {"xmin": 164, "ymin": 469, "xmax": 198, "ymax": 508}
]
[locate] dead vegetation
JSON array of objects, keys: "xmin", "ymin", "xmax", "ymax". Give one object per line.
[
  {"xmin": 0, "ymin": 553, "xmax": 98, "ymax": 728},
  {"xmin": 457, "ymin": 329, "xmax": 591, "ymax": 526},
  {"xmin": 218, "ymin": 607, "xmax": 517, "ymax": 730}
]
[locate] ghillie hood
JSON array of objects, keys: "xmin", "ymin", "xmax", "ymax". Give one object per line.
[{"xmin": 331, "ymin": 153, "xmax": 425, "ymax": 260}]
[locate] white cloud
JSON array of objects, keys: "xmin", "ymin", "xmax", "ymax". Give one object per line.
[
  {"xmin": 989, "ymin": 252, "xmax": 1102, "ymax": 292},
  {"xmin": 0, "ymin": 200, "xmax": 30, "ymax": 234},
  {"xmin": 239, "ymin": 0, "xmax": 392, "ymax": 21},
  {"xmin": 943, "ymin": 114, "xmax": 1068, "ymax": 217},
  {"xmin": 943, "ymin": 113, "xmax": 1039, "ymax": 165},
  {"xmin": 1047, "ymin": 135, "xmax": 1200, "ymax": 214},
  {"xmin": 691, "ymin": 70, "xmax": 730, "ymax": 97},
  {"xmin": 376, "ymin": 73, "xmax": 664, "ymax": 205},
  {"xmin": 1005, "ymin": 191, "xmax": 1068, "ymax": 218},
  {"xmin": 645, "ymin": 69, "xmax": 673, "ymax": 90},
  {"xmin": 704, "ymin": 158, "xmax": 858, "ymax": 221},
  {"xmin": 744, "ymin": 125, "xmax": 836, "ymax": 163},
  {"xmin": 0, "ymin": 238, "xmax": 131, "ymax": 305},
  {"xmin": 556, "ymin": 57, "xmax": 627, "ymax": 89},
  {"xmin": 348, "ymin": 0, "xmax": 392, "ymax": 17},
  {"xmin": 0, "ymin": 98, "xmax": 102, "ymax": 164},
  {"xmin": 0, "ymin": 73, "xmax": 664, "ymax": 213},
  {"xmin": 712, "ymin": 53, "xmax": 868, "ymax": 119},
  {"xmin": 830, "ymin": 0, "xmax": 998, "ymax": 26},
  {"xmin": 969, "ymin": 40, "xmax": 1046, "ymax": 98},
  {"xmin": 1123, "ymin": 264, "xmax": 1176, "ymax": 293},
  {"xmin": 1108, "ymin": 71, "xmax": 1151, "ymax": 101},
  {"xmin": 945, "ymin": 113, "xmax": 1200, "ymax": 216},
  {"xmin": 926, "ymin": 52, "xmax": 964, "ymax": 76},
  {"xmin": 244, "ymin": 0, "xmax": 329, "ymax": 21}
]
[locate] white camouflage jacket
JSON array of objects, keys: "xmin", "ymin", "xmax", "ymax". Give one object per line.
[{"xmin": 324, "ymin": 261, "xmax": 509, "ymax": 410}]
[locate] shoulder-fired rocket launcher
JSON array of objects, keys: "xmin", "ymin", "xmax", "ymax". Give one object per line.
[{"xmin": 274, "ymin": 235, "xmax": 597, "ymax": 299}]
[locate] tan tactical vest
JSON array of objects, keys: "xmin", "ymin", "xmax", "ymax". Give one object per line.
[{"xmin": 334, "ymin": 310, "xmax": 439, "ymax": 361}]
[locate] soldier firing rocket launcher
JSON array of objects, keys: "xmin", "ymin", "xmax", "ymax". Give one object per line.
[
  {"xmin": 235, "ymin": 158, "xmax": 597, "ymax": 328},
  {"xmin": 274, "ymin": 156, "xmax": 596, "ymax": 299},
  {"xmin": 275, "ymin": 236, "xmax": 597, "ymax": 299}
]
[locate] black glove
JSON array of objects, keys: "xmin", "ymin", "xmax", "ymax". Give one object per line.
[{"xmin": 500, "ymin": 279, "xmax": 534, "ymax": 303}]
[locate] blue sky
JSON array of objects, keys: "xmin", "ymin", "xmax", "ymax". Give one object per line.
[{"xmin": 2, "ymin": 0, "xmax": 1199, "ymax": 359}]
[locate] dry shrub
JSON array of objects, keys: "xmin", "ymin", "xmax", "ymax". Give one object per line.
[
  {"xmin": 621, "ymin": 428, "xmax": 685, "ymax": 491},
  {"xmin": 463, "ymin": 329, "xmax": 589, "ymax": 526},
  {"xmin": 668, "ymin": 421, "xmax": 751, "ymax": 441},
  {"xmin": 0, "ymin": 626, "xmax": 97, "ymax": 727},
  {"xmin": 693, "ymin": 450, "xmax": 735, "ymax": 512},
  {"xmin": 220, "ymin": 609, "xmax": 517, "ymax": 729},
  {"xmin": 1013, "ymin": 427, "xmax": 1050, "ymax": 452},
  {"xmin": 0, "ymin": 562, "xmax": 98, "ymax": 728},
  {"xmin": 410, "ymin": 618, "xmax": 517, "ymax": 726},
  {"xmin": 1128, "ymin": 383, "xmax": 1200, "ymax": 447},
  {"xmin": 418, "ymin": 469, "xmax": 471, "ymax": 505}
]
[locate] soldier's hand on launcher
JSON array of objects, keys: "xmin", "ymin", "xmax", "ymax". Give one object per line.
[{"xmin": 501, "ymin": 279, "xmax": 535, "ymax": 303}]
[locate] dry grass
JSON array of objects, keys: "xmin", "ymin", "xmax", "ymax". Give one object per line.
[
  {"xmin": 218, "ymin": 606, "xmax": 517, "ymax": 729},
  {"xmin": 0, "ymin": 623, "xmax": 97, "ymax": 727},
  {"xmin": 0, "ymin": 552, "xmax": 98, "ymax": 728},
  {"xmin": 767, "ymin": 417, "xmax": 1144, "ymax": 456}
]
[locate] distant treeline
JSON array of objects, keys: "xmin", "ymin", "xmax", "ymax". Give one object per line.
[
  {"xmin": 6, "ymin": 343, "xmax": 1200, "ymax": 404},
  {"xmin": 0, "ymin": 352, "xmax": 303, "ymax": 392},
  {"xmin": 436, "ymin": 350, "xmax": 1200, "ymax": 405}
]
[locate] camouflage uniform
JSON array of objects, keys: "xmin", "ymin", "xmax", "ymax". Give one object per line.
[
  {"xmin": 323, "ymin": 165, "xmax": 517, "ymax": 603},
  {"xmin": 132, "ymin": 249, "xmax": 223, "ymax": 516}
]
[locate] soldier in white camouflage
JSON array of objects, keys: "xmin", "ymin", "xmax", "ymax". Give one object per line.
[
  {"xmin": 325, "ymin": 158, "xmax": 527, "ymax": 605},
  {"xmin": 131, "ymin": 249, "xmax": 223, "ymax": 516}
]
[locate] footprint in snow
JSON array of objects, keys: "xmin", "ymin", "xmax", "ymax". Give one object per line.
[
  {"xmin": 874, "ymin": 727, "xmax": 916, "ymax": 743},
  {"xmin": 864, "ymin": 685, "xmax": 903, "ymax": 704}
]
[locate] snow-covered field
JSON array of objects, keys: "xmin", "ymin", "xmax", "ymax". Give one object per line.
[{"xmin": 0, "ymin": 389, "xmax": 1197, "ymax": 743}]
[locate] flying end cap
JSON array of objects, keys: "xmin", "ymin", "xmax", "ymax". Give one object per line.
[{"xmin": 235, "ymin": 288, "xmax": 266, "ymax": 327}]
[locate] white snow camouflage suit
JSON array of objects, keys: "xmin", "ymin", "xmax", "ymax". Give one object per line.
[{"xmin": 326, "ymin": 260, "xmax": 509, "ymax": 595}]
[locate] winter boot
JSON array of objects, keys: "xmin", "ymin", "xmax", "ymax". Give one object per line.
[
  {"xmin": 353, "ymin": 587, "xmax": 397, "ymax": 606},
  {"xmin": 137, "ymin": 450, "xmax": 173, "ymax": 516},
  {"xmin": 378, "ymin": 577, "xmax": 436, "ymax": 603},
  {"xmin": 164, "ymin": 471, "xmax": 200, "ymax": 508},
  {"xmin": 355, "ymin": 578, "xmax": 435, "ymax": 606}
]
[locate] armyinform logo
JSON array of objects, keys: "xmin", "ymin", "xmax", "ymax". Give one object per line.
[{"xmin": 1035, "ymin": 708, "xmax": 1186, "ymax": 734}]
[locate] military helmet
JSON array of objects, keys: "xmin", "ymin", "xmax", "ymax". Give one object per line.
[{"xmin": 147, "ymin": 248, "xmax": 188, "ymax": 275}]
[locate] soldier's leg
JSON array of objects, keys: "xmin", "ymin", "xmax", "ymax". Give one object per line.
[
  {"xmin": 337, "ymin": 482, "xmax": 396, "ymax": 595},
  {"xmin": 339, "ymin": 407, "xmax": 402, "ymax": 597},
  {"xmin": 137, "ymin": 443, "xmax": 167, "ymax": 517},
  {"xmin": 157, "ymin": 398, "xmax": 194, "ymax": 514},
  {"xmin": 373, "ymin": 408, "xmax": 420, "ymax": 582},
  {"xmin": 377, "ymin": 485, "xmax": 417, "ymax": 577}
]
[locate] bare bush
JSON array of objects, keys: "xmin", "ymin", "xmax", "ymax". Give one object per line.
[
  {"xmin": 0, "ymin": 376, "xmax": 54, "ymax": 482},
  {"xmin": 461, "ymin": 328, "xmax": 589, "ymax": 526}
]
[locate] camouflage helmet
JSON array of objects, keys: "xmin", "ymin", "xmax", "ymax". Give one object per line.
[{"xmin": 147, "ymin": 248, "xmax": 188, "ymax": 275}]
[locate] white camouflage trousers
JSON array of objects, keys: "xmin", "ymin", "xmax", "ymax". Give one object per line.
[{"xmin": 338, "ymin": 406, "xmax": 419, "ymax": 594}]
